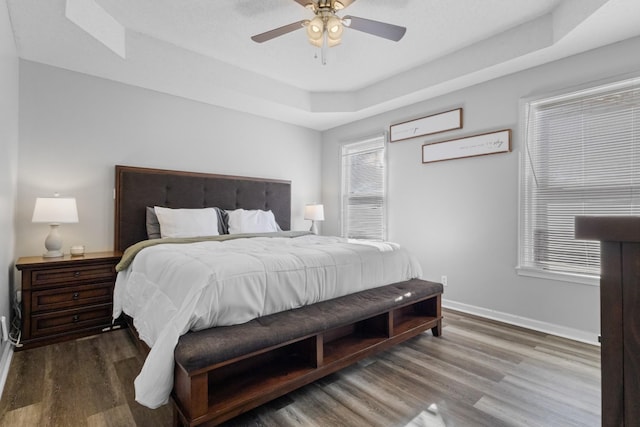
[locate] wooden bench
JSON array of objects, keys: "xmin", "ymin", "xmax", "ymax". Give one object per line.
[{"xmin": 171, "ymin": 278, "xmax": 443, "ymax": 426}]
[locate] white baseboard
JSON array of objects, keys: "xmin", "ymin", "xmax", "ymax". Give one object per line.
[
  {"xmin": 0, "ymin": 340, "xmax": 14, "ymax": 399},
  {"xmin": 442, "ymin": 299, "xmax": 600, "ymax": 345}
]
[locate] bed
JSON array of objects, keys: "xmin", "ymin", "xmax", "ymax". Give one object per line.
[{"xmin": 112, "ymin": 165, "xmax": 443, "ymax": 426}]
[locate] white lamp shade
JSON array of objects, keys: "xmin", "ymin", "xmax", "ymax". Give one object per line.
[
  {"xmin": 32, "ymin": 197, "xmax": 79, "ymax": 224},
  {"xmin": 304, "ymin": 204, "xmax": 325, "ymax": 221}
]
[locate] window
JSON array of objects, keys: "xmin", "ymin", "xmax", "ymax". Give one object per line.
[
  {"xmin": 519, "ymin": 77, "xmax": 640, "ymax": 283},
  {"xmin": 341, "ymin": 134, "xmax": 386, "ymax": 240}
]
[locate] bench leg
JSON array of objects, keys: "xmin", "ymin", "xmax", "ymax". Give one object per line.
[
  {"xmin": 174, "ymin": 368, "xmax": 208, "ymax": 424},
  {"xmin": 431, "ymin": 319, "xmax": 442, "ymax": 337}
]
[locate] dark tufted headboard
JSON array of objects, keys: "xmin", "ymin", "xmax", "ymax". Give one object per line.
[{"xmin": 114, "ymin": 165, "xmax": 291, "ymax": 253}]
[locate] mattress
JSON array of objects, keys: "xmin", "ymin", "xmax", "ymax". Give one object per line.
[{"xmin": 113, "ymin": 233, "xmax": 422, "ymax": 408}]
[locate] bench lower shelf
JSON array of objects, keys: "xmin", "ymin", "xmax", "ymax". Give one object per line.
[{"xmin": 172, "ymin": 291, "xmax": 442, "ymax": 427}]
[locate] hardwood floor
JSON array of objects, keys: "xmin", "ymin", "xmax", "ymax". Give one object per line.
[{"xmin": 0, "ymin": 309, "xmax": 600, "ymax": 426}]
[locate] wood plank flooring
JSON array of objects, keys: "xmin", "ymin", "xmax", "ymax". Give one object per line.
[{"xmin": 0, "ymin": 310, "xmax": 600, "ymax": 426}]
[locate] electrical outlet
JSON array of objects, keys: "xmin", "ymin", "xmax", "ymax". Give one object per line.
[{"xmin": 441, "ymin": 275, "xmax": 448, "ymax": 286}]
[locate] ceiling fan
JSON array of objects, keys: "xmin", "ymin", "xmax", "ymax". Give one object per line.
[{"xmin": 251, "ymin": 0, "xmax": 406, "ymax": 64}]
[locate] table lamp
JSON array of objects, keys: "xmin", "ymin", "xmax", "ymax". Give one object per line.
[
  {"xmin": 32, "ymin": 196, "xmax": 79, "ymax": 257},
  {"xmin": 304, "ymin": 204, "xmax": 324, "ymax": 235}
]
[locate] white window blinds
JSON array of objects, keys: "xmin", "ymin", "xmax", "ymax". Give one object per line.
[
  {"xmin": 341, "ymin": 134, "xmax": 387, "ymax": 240},
  {"xmin": 519, "ymin": 77, "xmax": 640, "ymax": 280}
]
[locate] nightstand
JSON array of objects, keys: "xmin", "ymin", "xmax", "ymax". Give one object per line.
[{"xmin": 15, "ymin": 251, "xmax": 122, "ymax": 350}]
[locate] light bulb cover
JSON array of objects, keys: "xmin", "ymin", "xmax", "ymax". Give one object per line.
[
  {"xmin": 327, "ymin": 16, "xmax": 343, "ymax": 40},
  {"xmin": 306, "ymin": 16, "xmax": 324, "ymax": 40}
]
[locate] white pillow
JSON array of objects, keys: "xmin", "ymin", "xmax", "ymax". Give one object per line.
[
  {"xmin": 227, "ymin": 209, "xmax": 280, "ymax": 234},
  {"xmin": 153, "ymin": 206, "xmax": 220, "ymax": 238}
]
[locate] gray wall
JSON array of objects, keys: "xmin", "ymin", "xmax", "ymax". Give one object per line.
[
  {"xmin": 322, "ymin": 36, "xmax": 640, "ymax": 342},
  {"xmin": 10, "ymin": 28, "xmax": 640, "ymax": 344},
  {"xmin": 16, "ymin": 61, "xmax": 322, "ymax": 258},
  {"xmin": 0, "ymin": 0, "xmax": 18, "ymax": 335}
]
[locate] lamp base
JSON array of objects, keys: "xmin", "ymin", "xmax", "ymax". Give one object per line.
[
  {"xmin": 43, "ymin": 250, "xmax": 64, "ymax": 258},
  {"xmin": 43, "ymin": 224, "xmax": 64, "ymax": 258},
  {"xmin": 310, "ymin": 221, "xmax": 319, "ymax": 235}
]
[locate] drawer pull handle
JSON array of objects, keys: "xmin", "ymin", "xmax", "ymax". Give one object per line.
[
  {"xmin": 72, "ymin": 315, "xmax": 80, "ymax": 323},
  {"xmin": 72, "ymin": 292, "xmax": 80, "ymax": 300},
  {"xmin": 74, "ymin": 271, "xmax": 81, "ymax": 277}
]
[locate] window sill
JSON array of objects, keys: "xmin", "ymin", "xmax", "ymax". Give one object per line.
[{"xmin": 516, "ymin": 266, "xmax": 600, "ymax": 287}]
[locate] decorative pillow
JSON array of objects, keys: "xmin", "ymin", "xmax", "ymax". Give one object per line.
[
  {"xmin": 217, "ymin": 208, "xmax": 230, "ymax": 235},
  {"xmin": 146, "ymin": 207, "xmax": 162, "ymax": 239},
  {"xmin": 153, "ymin": 206, "xmax": 220, "ymax": 238},
  {"xmin": 227, "ymin": 209, "xmax": 281, "ymax": 234}
]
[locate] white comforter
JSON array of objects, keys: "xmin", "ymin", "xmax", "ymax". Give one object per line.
[{"xmin": 113, "ymin": 234, "xmax": 422, "ymax": 408}]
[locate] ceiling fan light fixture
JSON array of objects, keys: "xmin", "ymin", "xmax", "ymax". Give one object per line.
[
  {"xmin": 326, "ymin": 16, "xmax": 343, "ymax": 40},
  {"xmin": 251, "ymin": 0, "xmax": 408, "ymax": 61},
  {"xmin": 306, "ymin": 16, "xmax": 324, "ymax": 40},
  {"xmin": 327, "ymin": 16, "xmax": 344, "ymax": 42}
]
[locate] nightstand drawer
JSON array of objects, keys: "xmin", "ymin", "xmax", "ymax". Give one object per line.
[
  {"xmin": 31, "ymin": 304, "xmax": 113, "ymax": 337},
  {"xmin": 31, "ymin": 283, "xmax": 113, "ymax": 312},
  {"xmin": 30, "ymin": 264, "xmax": 115, "ymax": 288}
]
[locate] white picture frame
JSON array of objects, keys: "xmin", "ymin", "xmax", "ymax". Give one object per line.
[
  {"xmin": 390, "ymin": 108, "xmax": 463, "ymax": 142},
  {"xmin": 422, "ymin": 129, "xmax": 512, "ymax": 164}
]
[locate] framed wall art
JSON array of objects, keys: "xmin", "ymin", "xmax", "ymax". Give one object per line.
[
  {"xmin": 390, "ymin": 108, "xmax": 463, "ymax": 142},
  {"xmin": 422, "ymin": 129, "xmax": 511, "ymax": 164}
]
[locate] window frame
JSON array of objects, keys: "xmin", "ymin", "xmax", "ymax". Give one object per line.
[
  {"xmin": 517, "ymin": 75, "xmax": 640, "ymax": 286},
  {"xmin": 340, "ymin": 133, "xmax": 388, "ymax": 241}
]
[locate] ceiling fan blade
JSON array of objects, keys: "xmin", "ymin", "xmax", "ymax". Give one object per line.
[
  {"xmin": 336, "ymin": 0, "xmax": 356, "ymax": 9},
  {"xmin": 251, "ymin": 20, "xmax": 307, "ymax": 43},
  {"xmin": 293, "ymin": 0, "xmax": 314, "ymax": 7},
  {"xmin": 343, "ymin": 15, "xmax": 406, "ymax": 42}
]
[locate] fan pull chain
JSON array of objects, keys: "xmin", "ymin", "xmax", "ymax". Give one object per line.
[{"xmin": 322, "ymin": 30, "xmax": 328, "ymax": 65}]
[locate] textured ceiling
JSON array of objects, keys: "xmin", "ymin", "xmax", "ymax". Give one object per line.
[
  {"xmin": 94, "ymin": 0, "xmax": 560, "ymax": 92},
  {"xmin": 7, "ymin": 0, "xmax": 640, "ymax": 130}
]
